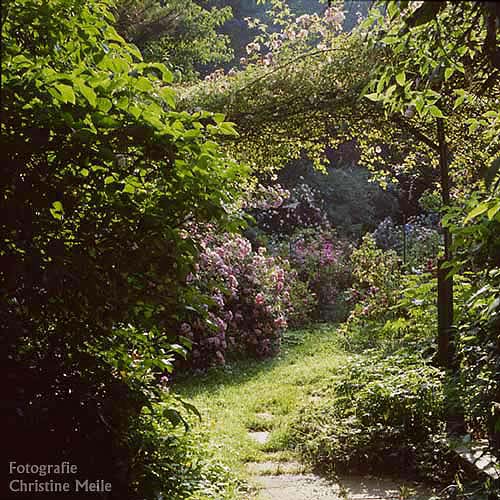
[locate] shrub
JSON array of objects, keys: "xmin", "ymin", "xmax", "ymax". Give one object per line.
[
  {"xmin": 375, "ymin": 272, "xmax": 474, "ymax": 355},
  {"xmin": 278, "ymin": 227, "xmax": 354, "ymax": 321},
  {"xmin": 252, "ymin": 182, "xmax": 329, "ymax": 236},
  {"xmin": 180, "ymin": 229, "xmax": 316, "ymax": 368},
  {"xmin": 455, "ymin": 269, "xmax": 500, "ymax": 451},
  {"xmin": 339, "ymin": 234, "xmax": 402, "ymax": 344},
  {"xmin": 244, "ymin": 182, "xmax": 354, "ymax": 322},
  {"xmin": 444, "ymin": 189, "xmax": 500, "ymax": 452},
  {"xmin": 289, "ymin": 353, "xmax": 451, "ymax": 481},
  {"xmin": 373, "ymin": 214, "xmax": 442, "ymax": 272},
  {"xmin": 127, "ymin": 403, "xmax": 243, "ymax": 500},
  {"xmin": 374, "ymin": 272, "xmax": 438, "ymax": 353},
  {"xmin": 1, "ymin": 1, "xmax": 246, "ymax": 497}
]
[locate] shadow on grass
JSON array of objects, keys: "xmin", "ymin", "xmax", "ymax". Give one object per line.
[{"xmin": 173, "ymin": 322, "xmax": 342, "ymax": 397}]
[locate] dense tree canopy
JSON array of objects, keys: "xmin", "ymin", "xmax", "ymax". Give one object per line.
[{"xmin": 114, "ymin": 0, "xmax": 234, "ymax": 81}]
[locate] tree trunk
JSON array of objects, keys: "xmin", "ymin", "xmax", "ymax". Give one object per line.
[{"xmin": 436, "ymin": 117, "xmax": 454, "ymax": 369}]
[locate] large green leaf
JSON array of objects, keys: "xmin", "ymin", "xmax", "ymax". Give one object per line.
[{"xmin": 54, "ymin": 83, "xmax": 76, "ymax": 104}]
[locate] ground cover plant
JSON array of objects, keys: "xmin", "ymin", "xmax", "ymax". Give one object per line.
[{"xmin": 288, "ymin": 351, "xmax": 454, "ymax": 481}]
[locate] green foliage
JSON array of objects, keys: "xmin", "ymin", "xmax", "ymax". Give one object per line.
[
  {"xmin": 340, "ymin": 234, "xmax": 402, "ymax": 342},
  {"xmin": 351, "ymin": 234, "xmax": 401, "ymax": 291},
  {"xmin": 362, "ymin": 0, "xmax": 499, "ymax": 198},
  {"xmin": 178, "ymin": 0, "xmax": 497, "ymax": 202},
  {"xmin": 275, "ymin": 160, "xmax": 400, "ymax": 238},
  {"xmin": 289, "ymin": 353, "xmax": 451, "ymax": 481},
  {"xmin": 453, "ymin": 268, "xmax": 500, "ymax": 450},
  {"xmin": 362, "ymin": 2, "xmax": 499, "ymax": 119},
  {"xmin": 442, "ymin": 166, "xmax": 500, "ymax": 451},
  {"xmin": 444, "ymin": 176, "xmax": 500, "ymax": 276},
  {"xmin": 362, "ymin": 1, "xmax": 499, "ymax": 460},
  {"xmin": 127, "ymin": 402, "xmax": 242, "ymax": 500},
  {"xmin": 179, "ymin": 4, "xmax": 407, "ymax": 174},
  {"xmin": 286, "ymin": 276, "xmax": 318, "ymax": 327},
  {"xmin": 114, "ymin": 0, "xmax": 234, "ymax": 82},
  {"xmin": 1, "ymin": 0, "xmax": 247, "ymax": 497}
]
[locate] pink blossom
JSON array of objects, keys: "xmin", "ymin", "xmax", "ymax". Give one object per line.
[
  {"xmin": 228, "ymin": 274, "xmax": 238, "ymax": 290},
  {"xmin": 274, "ymin": 317, "xmax": 287, "ymax": 328},
  {"xmin": 271, "ymin": 195, "xmax": 283, "ymax": 208},
  {"xmin": 212, "ymin": 290, "xmax": 225, "ymax": 308}
]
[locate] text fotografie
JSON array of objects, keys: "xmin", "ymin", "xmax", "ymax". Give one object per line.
[{"xmin": 9, "ymin": 461, "xmax": 77, "ymax": 476}]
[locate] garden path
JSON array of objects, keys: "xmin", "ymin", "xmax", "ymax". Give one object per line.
[
  {"xmin": 246, "ymin": 419, "xmax": 433, "ymax": 500},
  {"xmin": 177, "ymin": 327, "xmax": 438, "ymax": 500}
]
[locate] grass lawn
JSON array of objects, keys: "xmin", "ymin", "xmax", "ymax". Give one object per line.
[{"xmin": 175, "ymin": 324, "xmax": 353, "ymax": 484}]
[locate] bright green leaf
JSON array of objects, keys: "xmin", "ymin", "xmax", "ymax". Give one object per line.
[
  {"xmin": 364, "ymin": 92, "xmax": 382, "ymax": 102},
  {"xmin": 77, "ymin": 81, "xmax": 97, "ymax": 107},
  {"xmin": 428, "ymin": 105, "xmax": 444, "ymax": 118},
  {"xmin": 213, "ymin": 113, "xmax": 225, "ymax": 123},
  {"xmin": 487, "ymin": 202, "xmax": 500, "ymax": 220},
  {"xmin": 54, "ymin": 84, "xmax": 76, "ymax": 104},
  {"xmin": 97, "ymin": 97, "xmax": 112, "ymax": 113},
  {"xmin": 135, "ymin": 77, "xmax": 153, "ymax": 92},
  {"xmin": 50, "ymin": 201, "xmax": 64, "ymax": 219},
  {"xmin": 159, "ymin": 87, "xmax": 176, "ymax": 108},
  {"xmin": 464, "ymin": 202, "xmax": 489, "ymax": 223},
  {"xmin": 218, "ymin": 122, "xmax": 239, "ymax": 136},
  {"xmin": 123, "ymin": 183, "xmax": 136, "ymax": 193}
]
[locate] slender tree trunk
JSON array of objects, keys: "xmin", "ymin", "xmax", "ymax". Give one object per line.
[
  {"xmin": 402, "ymin": 214, "xmax": 407, "ymax": 268},
  {"xmin": 436, "ymin": 117, "xmax": 454, "ymax": 369}
]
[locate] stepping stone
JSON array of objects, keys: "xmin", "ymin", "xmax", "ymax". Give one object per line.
[
  {"xmin": 247, "ymin": 461, "xmax": 305, "ymax": 475},
  {"xmin": 248, "ymin": 431, "xmax": 270, "ymax": 444},
  {"xmin": 452, "ymin": 439, "xmax": 500, "ymax": 480},
  {"xmin": 339, "ymin": 476, "xmax": 400, "ymax": 499},
  {"xmin": 254, "ymin": 473, "xmax": 434, "ymax": 500},
  {"xmin": 255, "ymin": 473, "xmax": 342, "ymax": 500}
]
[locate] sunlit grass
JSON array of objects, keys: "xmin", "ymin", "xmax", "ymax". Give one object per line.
[{"xmin": 175, "ymin": 324, "xmax": 351, "ymax": 482}]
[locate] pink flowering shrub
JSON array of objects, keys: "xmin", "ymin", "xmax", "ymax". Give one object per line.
[
  {"xmin": 269, "ymin": 226, "xmax": 353, "ymax": 321},
  {"xmin": 180, "ymin": 229, "xmax": 315, "ymax": 368},
  {"xmin": 246, "ymin": 182, "xmax": 354, "ymax": 321}
]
